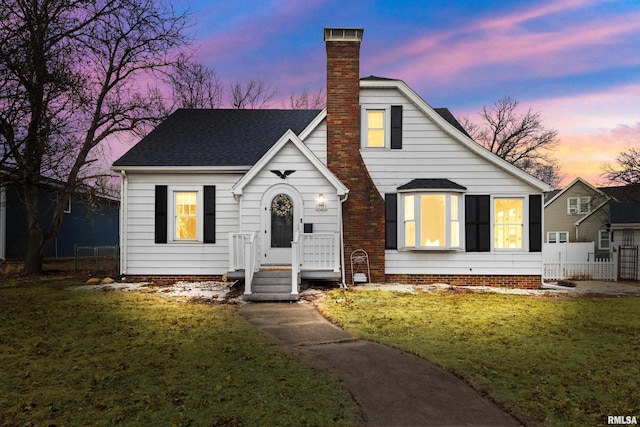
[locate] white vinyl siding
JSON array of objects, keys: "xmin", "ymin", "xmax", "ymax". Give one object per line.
[
  {"xmin": 122, "ymin": 173, "xmax": 240, "ymax": 275},
  {"xmin": 358, "ymin": 86, "xmax": 543, "ymax": 276},
  {"xmin": 238, "ymin": 141, "xmax": 341, "ymax": 236}
]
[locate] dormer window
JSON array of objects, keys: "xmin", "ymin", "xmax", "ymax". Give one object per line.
[
  {"xmin": 362, "ymin": 105, "xmax": 403, "ymax": 149},
  {"xmin": 366, "ymin": 110, "xmax": 385, "ymax": 147},
  {"xmin": 567, "ymin": 196, "xmax": 590, "ymax": 214}
]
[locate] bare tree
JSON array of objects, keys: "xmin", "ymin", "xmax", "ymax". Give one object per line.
[
  {"xmin": 460, "ymin": 96, "xmax": 562, "ymax": 188},
  {"xmin": 164, "ymin": 54, "xmax": 223, "ymax": 110},
  {"xmin": 0, "ymin": 0, "xmax": 189, "ymax": 274},
  {"xmin": 602, "ymin": 146, "xmax": 640, "ymax": 185},
  {"xmin": 229, "ymin": 79, "xmax": 276, "ymax": 109},
  {"xmin": 285, "ymin": 87, "xmax": 326, "ymax": 109}
]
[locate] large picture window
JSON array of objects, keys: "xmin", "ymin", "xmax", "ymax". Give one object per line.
[
  {"xmin": 494, "ymin": 198, "xmax": 523, "ymax": 249},
  {"xmin": 401, "ymin": 193, "xmax": 461, "ymax": 249}
]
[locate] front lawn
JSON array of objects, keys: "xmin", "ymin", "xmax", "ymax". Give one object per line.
[
  {"xmin": 0, "ymin": 277, "xmax": 359, "ymax": 426},
  {"xmin": 323, "ymin": 288, "xmax": 640, "ymax": 426}
]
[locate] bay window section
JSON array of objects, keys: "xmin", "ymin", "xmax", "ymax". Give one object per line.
[
  {"xmin": 401, "ymin": 193, "xmax": 462, "ymax": 249},
  {"xmin": 494, "ymin": 198, "xmax": 523, "ymax": 249}
]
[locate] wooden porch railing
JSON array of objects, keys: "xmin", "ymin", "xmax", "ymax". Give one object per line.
[
  {"xmin": 229, "ymin": 231, "xmax": 341, "ymax": 295},
  {"xmin": 228, "ymin": 232, "xmax": 260, "ymax": 294}
]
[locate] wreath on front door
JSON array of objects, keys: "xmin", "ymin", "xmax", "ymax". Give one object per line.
[{"xmin": 271, "ymin": 194, "xmax": 293, "ymax": 217}]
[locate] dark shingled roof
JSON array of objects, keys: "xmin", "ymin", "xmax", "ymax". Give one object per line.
[
  {"xmin": 600, "ymin": 184, "xmax": 640, "ymax": 202},
  {"xmin": 610, "ymin": 201, "xmax": 640, "ymax": 224},
  {"xmin": 113, "ymin": 109, "xmax": 321, "ymax": 167},
  {"xmin": 398, "ymin": 178, "xmax": 467, "ymax": 191}
]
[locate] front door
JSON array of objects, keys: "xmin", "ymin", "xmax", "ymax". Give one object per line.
[{"xmin": 264, "ymin": 193, "xmax": 297, "ymax": 264}]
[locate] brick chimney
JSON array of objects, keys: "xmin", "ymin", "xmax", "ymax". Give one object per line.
[{"xmin": 324, "ymin": 28, "xmax": 386, "ymax": 282}]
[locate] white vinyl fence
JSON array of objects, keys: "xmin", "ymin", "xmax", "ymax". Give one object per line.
[{"xmin": 543, "ymin": 242, "xmax": 615, "ymax": 281}]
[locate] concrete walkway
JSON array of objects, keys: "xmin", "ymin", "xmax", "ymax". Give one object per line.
[{"xmin": 238, "ymin": 303, "xmax": 522, "ymax": 427}]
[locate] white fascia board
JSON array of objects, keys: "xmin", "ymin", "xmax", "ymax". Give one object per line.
[
  {"xmin": 299, "ymin": 109, "xmax": 327, "ymax": 140},
  {"xmin": 110, "ymin": 165, "xmax": 251, "ymax": 174},
  {"xmin": 360, "ymin": 79, "xmax": 553, "ymax": 193},
  {"xmin": 232, "ymin": 129, "xmax": 348, "ymax": 197}
]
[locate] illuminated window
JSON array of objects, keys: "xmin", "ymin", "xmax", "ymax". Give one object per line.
[
  {"xmin": 367, "ymin": 111, "xmax": 385, "ymax": 147},
  {"xmin": 175, "ymin": 191, "xmax": 197, "ymax": 239},
  {"xmin": 494, "ymin": 199, "xmax": 523, "ymax": 249},
  {"xmin": 404, "ymin": 195, "xmax": 415, "ymax": 247},
  {"xmin": 402, "ymin": 193, "xmax": 461, "ymax": 249}
]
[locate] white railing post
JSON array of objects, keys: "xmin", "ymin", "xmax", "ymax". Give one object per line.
[
  {"xmin": 244, "ymin": 232, "xmax": 257, "ymax": 295},
  {"xmin": 291, "ymin": 235, "xmax": 299, "ymax": 296}
]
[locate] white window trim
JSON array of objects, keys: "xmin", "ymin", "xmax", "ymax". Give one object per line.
[
  {"xmin": 361, "ymin": 105, "xmax": 391, "ymax": 149},
  {"xmin": 567, "ymin": 196, "xmax": 591, "ymax": 215},
  {"xmin": 598, "ymin": 230, "xmax": 610, "ymax": 250},
  {"xmin": 169, "ymin": 186, "xmax": 203, "ymax": 243},
  {"xmin": 547, "ymin": 231, "xmax": 569, "ymax": 243},
  {"xmin": 398, "ymin": 191, "xmax": 464, "ymax": 251},
  {"xmin": 492, "ymin": 196, "xmax": 528, "ymax": 251}
]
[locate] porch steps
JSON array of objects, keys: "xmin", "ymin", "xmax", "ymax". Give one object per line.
[{"xmin": 244, "ymin": 269, "xmax": 300, "ymax": 302}]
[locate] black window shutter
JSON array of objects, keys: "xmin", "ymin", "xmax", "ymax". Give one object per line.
[
  {"xmin": 391, "ymin": 105, "xmax": 403, "ymax": 149},
  {"xmin": 155, "ymin": 185, "xmax": 167, "ymax": 244},
  {"xmin": 203, "ymin": 186, "xmax": 216, "ymax": 244},
  {"xmin": 529, "ymin": 194, "xmax": 542, "ymax": 252},
  {"xmin": 385, "ymin": 193, "xmax": 398, "ymax": 249},
  {"xmin": 465, "ymin": 195, "xmax": 490, "ymax": 252}
]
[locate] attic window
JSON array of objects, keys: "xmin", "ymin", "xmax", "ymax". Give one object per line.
[
  {"xmin": 567, "ymin": 196, "xmax": 591, "ymax": 214},
  {"xmin": 367, "ymin": 111, "xmax": 385, "ymax": 147}
]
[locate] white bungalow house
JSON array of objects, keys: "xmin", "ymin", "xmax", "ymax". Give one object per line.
[{"xmin": 112, "ymin": 28, "xmax": 552, "ymax": 300}]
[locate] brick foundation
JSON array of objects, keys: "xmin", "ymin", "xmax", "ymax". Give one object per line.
[
  {"xmin": 121, "ymin": 275, "xmax": 225, "ymax": 285},
  {"xmin": 385, "ymin": 274, "xmax": 542, "ymax": 289}
]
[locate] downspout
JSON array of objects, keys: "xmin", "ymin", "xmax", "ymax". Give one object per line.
[
  {"xmin": 120, "ymin": 170, "xmax": 128, "ymax": 275},
  {"xmin": 339, "ymin": 192, "xmax": 349, "ymax": 289}
]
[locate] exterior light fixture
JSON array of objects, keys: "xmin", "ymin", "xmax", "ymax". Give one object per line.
[{"xmin": 316, "ymin": 193, "xmax": 327, "ymax": 211}]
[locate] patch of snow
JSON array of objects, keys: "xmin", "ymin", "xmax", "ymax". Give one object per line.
[{"xmin": 69, "ymin": 280, "xmax": 244, "ymax": 303}]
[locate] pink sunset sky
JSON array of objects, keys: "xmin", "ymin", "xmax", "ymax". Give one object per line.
[{"xmin": 114, "ymin": 0, "xmax": 640, "ymax": 189}]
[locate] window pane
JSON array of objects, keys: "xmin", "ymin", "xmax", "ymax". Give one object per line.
[
  {"xmin": 367, "ymin": 111, "xmax": 385, "ymax": 147},
  {"xmin": 451, "ymin": 221, "xmax": 459, "ymax": 247},
  {"xmin": 176, "ymin": 216, "xmax": 197, "ymax": 239},
  {"xmin": 451, "ymin": 195, "xmax": 459, "ymax": 221},
  {"xmin": 175, "ymin": 191, "xmax": 197, "ymax": 239},
  {"xmin": 421, "ymin": 194, "xmax": 445, "ymax": 247},
  {"xmin": 404, "ymin": 195, "xmax": 414, "ymax": 221},
  {"xmin": 405, "ymin": 221, "xmax": 415, "ymax": 247},
  {"xmin": 494, "ymin": 199, "xmax": 523, "ymax": 249}
]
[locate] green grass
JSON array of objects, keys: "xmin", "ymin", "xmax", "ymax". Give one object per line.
[
  {"xmin": 323, "ymin": 288, "xmax": 640, "ymax": 427},
  {"xmin": 0, "ymin": 277, "xmax": 359, "ymax": 426}
]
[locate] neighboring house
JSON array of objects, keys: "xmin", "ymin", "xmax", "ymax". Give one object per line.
[
  {"xmin": 544, "ymin": 177, "xmax": 612, "ymax": 257},
  {"xmin": 610, "ymin": 201, "xmax": 640, "ymax": 281},
  {"xmin": 0, "ymin": 173, "xmax": 119, "ymax": 260},
  {"xmin": 544, "ymin": 178, "xmax": 640, "ymax": 259},
  {"xmin": 112, "ymin": 27, "xmax": 551, "ymax": 299}
]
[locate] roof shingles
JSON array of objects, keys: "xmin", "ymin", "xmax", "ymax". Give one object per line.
[{"xmin": 113, "ymin": 109, "xmax": 321, "ymax": 167}]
